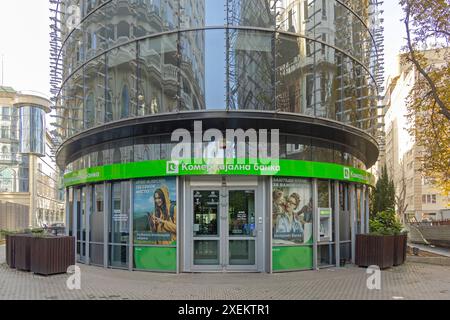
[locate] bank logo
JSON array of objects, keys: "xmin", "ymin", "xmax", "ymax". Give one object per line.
[
  {"xmin": 166, "ymin": 161, "xmax": 179, "ymax": 174},
  {"xmin": 344, "ymin": 167, "xmax": 350, "ymax": 180}
]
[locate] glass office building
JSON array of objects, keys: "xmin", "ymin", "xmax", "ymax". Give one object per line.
[{"xmin": 52, "ymin": 0, "xmax": 383, "ymax": 272}]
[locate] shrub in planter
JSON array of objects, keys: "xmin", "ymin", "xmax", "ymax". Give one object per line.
[
  {"xmin": 356, "ymin": 210, "xmax": 407, "ymax": 269},
  {"xmin": 369, "ymin": 210, "xmax": 403, "ymax": 236}
]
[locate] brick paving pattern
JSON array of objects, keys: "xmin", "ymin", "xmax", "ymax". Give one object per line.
[{"xmin": 0, "ymin": 245, "xmax": 449, "ymax": 300}]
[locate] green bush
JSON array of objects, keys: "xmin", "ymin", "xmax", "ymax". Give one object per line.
[{"xmin": 369, "ymin": 210, "xmax": 404, "ymax": 235}]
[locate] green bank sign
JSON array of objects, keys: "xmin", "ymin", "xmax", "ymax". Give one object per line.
[{"xmin": 64, "ymin": 159, "xmax": 374, "ymax": 187}]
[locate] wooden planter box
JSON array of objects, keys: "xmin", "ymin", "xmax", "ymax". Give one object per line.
[
  {"xmin": 13, "ymin": 235, "xmax": 33, "ymax": 271},
  {"xmin": 5, "ymin": 234, "xmax": 16, "ymax": 268},
  {"xmin": 355, "ymin": 234, "xmax": 395, "ymax": 269},
  {"xmin": 394, "ymin": 234, "xmax": 407, "ymax": 266},
  {"xmin": 30, "ymin": 236, "xmax": 75, "ymax": 276}
]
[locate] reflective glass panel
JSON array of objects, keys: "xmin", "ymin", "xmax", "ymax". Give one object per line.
[
  {"xmin": 228, "ymin": 190, "xmax": 255, "ymax": 237},
  {"xmin": 193, "ymin": 190, "xmax": 220, "ymax": 236},
  {"xmin": 194, "ymin": 240, "xmax": 219, "ymax": 265},
  {"xmin": 229, "ymin": 240, "xmax": 255, "ymax": 265}
]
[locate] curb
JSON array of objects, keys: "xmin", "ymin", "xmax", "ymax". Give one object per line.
[{"xmin": 407, "ymin": 256, "xmax": 450, "ymax": 266}]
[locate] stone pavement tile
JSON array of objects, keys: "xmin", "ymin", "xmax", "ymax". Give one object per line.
[{"xmin": 1, "ymin": 245, "xmax": 449, "ymax": 300}]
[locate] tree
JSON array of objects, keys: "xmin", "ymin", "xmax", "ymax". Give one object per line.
[
  {"xmin": 400, "ymin": 0, "xmax": 450, "ymax": 196},
  {"xmin": 372, "ymin": 166, "xmax": 396, "ymax": 215}
]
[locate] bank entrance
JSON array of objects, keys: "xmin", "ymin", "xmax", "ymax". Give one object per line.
[{"xmin": 183, "ymin": 177, "xmax": 266, "ymax": 272}]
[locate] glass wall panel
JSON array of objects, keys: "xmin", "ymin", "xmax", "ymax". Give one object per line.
[
  {"xmin": 276, "ymin": 34, "xmax": 305, "ymax": 114},
  {"xmin": 59, "ymin": 0, "xmax": 380, "ymax": 140},
  {"xmin": 317, "ymin": 180, "xmax": 330, "ymax": 208},
  {"xmin": 339, "ymin": 182, "xmax": 351, "ymax": 241},
  {"xmin": 90, "ymin": 184, "xmax": 104, "ymax": 243},
  {"xmin": 318, "ymin": 244, "xmax": 335, "ymax": 267},
  {"xmin": 110, "ymin": 182, "xmax": 130, "ymax": 245},
  {"xmin": 138, "ymin": 34, "xmax": 178, "ymax": 115},
  {"xmin": 109, "ymin": 181, "xmax": 130, "ymax": 268},
  {"xmin": 68, "ymin": 188, "xmax": 74, "ymax": 236},
  {"xmin": 284, "ymin": 135, "xmax": 312, "ymax": 161},
  {"xmin": 312, "ymin": 141, "xmax": 334, "ymax": 163},
  {"xmin": 228, "ymin": 29, "xmax": 274, "ymax": 110},
  {"xmin": 205, "ymin": 0, "xmax": 225, "ymax": 26},
  {"xmin": 228, "ymin": 0, "xmax": 275, "ymax": 29},
  {"xmin": 66, "ymin": 69, "xmax": 84, "ymax": 135},
  {"xmin": 340, "ymin": 242, "xmax": 351, "ymax": 262},
  {"xmin": 180, "ymin": 29, "xmax": 226, "ymax": 110},
  {"xmin": 75, "ymin": 187, "xmax": 86, "ymax": 261},
  {"xmin": 107, "ymin": 43, "xmax": 137, "ymax": 121},
  {"xmin": 356, "ymin": 185, "xmax": 362, "ymax": 234},
  {"xmin": 134, "ymin": 136, "xmax": 162, "ymax": 161},
  {"xmin": 89, "ymin": 243, "xmax": 104, "ymax": 266},
  {"xmin": 83, "ymin": 55, "xmax": 105, "ymax": 128},
  {"xmin": 86, "ymin": 194, "xmax": 102, "ymax": 267},
  {"xmin": 109, "ymin": 244, "xmax": 129, "ymax": 268}
]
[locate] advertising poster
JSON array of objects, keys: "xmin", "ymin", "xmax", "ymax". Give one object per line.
[
  {"xmin": 133, "ymin": 177, "xmax": 177, "ymax": 245},
  {"xmin": 272, "ymin": 177, "xmax": 313, "ymax": 245}
]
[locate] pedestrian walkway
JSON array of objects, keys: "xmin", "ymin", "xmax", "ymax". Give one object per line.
[
  {"xmin": 0, "ymin": 245, "xmax": 449, "ymax": 300},
  {"xmin": 408, "ymin": 243, "xmax": 450, "ymax": 257}
]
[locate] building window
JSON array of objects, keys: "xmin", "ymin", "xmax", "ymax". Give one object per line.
[
  {"xmin": 423, "ymin": 194, "xmax": 438, "ymax": 204},
  {"xmin": 321, "ymin": 33, "xmax": 326, "ymax": 55},
  {"xmin": 304, "ymin": 0, "xmax": 309, "ymax": 21},
  {"xmin": 306, "ymin": 74, "xmax": 314, "ymax": 109},
  {"xmin": 322, "ymin": 0, "xmax": 327, "ymax": 19},
  {"xmin": 121, "ymin": 85, "xmax": 130, "ymax": 119},
  {"xmin": 1, "ymin": 107, "xmax": 11, "ymax": 121},
  {"xmin": 1, "ymin": 126, "xmax": 9, "ymax": 139}
]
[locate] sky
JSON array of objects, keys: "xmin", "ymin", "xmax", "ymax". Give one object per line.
[
  {"xmin": 0, "ymin": 0, "xmax": 50, "ymax": 97},
  {"xmin": 0, "ymin": 0, "xmax": 406, "ymax": 97}
]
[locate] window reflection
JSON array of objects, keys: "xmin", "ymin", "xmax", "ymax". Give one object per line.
[{"xmin": 57, "ymin": 0, "xmax": 381, "ymax": 146}]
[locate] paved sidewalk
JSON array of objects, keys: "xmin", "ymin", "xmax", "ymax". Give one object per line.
[
  {"xmin": 409, "ymin": 243, "xmax": 450, "ymax": 257},
  {"xmin": 0, "ymin": 245, "xmax": 449, "ymax": 300}
]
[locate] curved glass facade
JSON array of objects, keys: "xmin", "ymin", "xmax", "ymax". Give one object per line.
[
  {"xmin": 55, "ymin": 0, "xmax": 380, "ymax": 142},
  {"xmin": 55, "ymin": 0, "xmax": 381, "ymax": 273}
]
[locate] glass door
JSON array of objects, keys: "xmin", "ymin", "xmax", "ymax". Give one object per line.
[
  {"xmin": 192, "ymin": 190, "xmax": 221, "ymax": 269},
  {"xmin": 226, "ymin": 190, "xmax": 257, "ymax": 270},
  {"xmin": 190, "ymin": 187, "xmax": 258, "ymax": 271}
]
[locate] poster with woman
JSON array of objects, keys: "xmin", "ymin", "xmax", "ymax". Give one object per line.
[
  {"xmin": 272, "ymin": 177, "xmax": 313, "ymax": 245},
  {"xmin": 133, "ymin": 177, "xmax": 177, "ymax": 245}
]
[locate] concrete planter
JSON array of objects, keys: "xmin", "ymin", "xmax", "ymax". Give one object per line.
[{"xmin": 355, "ymin": 234, "xmax": 395, "ymax": 269}]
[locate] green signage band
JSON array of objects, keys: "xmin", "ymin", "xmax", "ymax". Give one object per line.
[{"xmin": 64, "ymin": 158, "xmax": 375, "ymax": 187}]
